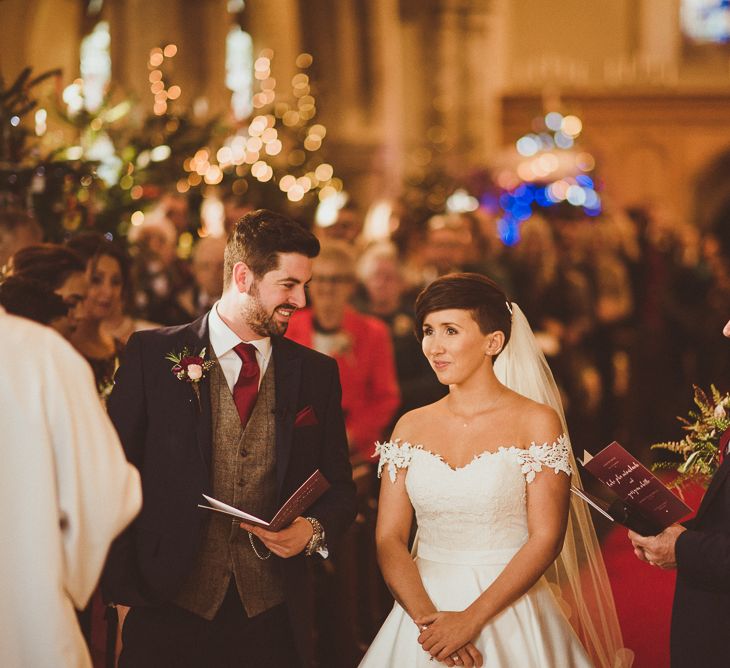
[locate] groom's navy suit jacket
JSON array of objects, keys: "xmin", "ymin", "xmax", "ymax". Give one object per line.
[
  {"xmin": 671, "ymin": 456, "xmax": 730, "ymax": 668},
  {"xmin": 101, "ymin": 314, "xmax": 357, "ymax": 662}
]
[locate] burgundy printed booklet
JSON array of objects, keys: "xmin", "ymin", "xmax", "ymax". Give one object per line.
[
  {"xmin": 572, "ymin": 441, "xmax": 691, "ymax": 536},
  {"xmin": 198, "ymin": 469, "xmax": 330, "ymax": 531}
]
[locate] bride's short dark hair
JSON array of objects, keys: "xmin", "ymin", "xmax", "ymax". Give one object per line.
[{"xmin": 414, "ymin": 272, "xmax": 512, "ymax": 345}]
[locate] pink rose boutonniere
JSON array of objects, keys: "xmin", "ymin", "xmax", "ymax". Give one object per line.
[{"xmin": 165, "ymin": 346, "xmax": 216, "ymax": 407}]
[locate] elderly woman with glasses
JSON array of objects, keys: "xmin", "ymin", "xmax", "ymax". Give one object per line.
[{"xmin": 286, "ymin": 241, "xmax": 400, "ymax": 460}]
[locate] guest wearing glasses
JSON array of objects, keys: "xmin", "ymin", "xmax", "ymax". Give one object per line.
[{"xmin": 287, "ymin": 241, "xmax": 400, "ymax": 459}]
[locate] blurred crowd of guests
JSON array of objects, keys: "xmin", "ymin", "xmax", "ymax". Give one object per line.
[{"xmin": 2, "ymin": 191, "xmax": 729, "ymax": 463}]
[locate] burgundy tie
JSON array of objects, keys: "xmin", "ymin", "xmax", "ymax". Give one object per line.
[{"xmin": 233, "ymin": 343, "xmax": 260, "ymax": 426}]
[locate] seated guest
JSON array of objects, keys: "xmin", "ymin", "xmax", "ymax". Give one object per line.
[
  {"xmin": 286, "ymin": 242, "xmax": 400, "ymax": 459},
  {"xmin": 0, "ymin": 307, "xmax": 141, "ymax": 667},
  {"xmin": 0, "ymin": 207, "xmax": 42, "ymax": 270},
  {"xmin": 67, "ymin": 232, "xmax": 131, "ymax": 398},
  {"xmin": 356, "ymin": 241, "xmax": 446, "ymax": 421},
  {"xmin": 176, "ymin": 235, "xmax": 227, "ymax": 318},
  {"xmin": 4, "ymin": 243, "xmax": 87, "ymax": 339}
]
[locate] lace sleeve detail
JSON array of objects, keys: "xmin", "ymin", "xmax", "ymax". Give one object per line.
[
  {"xmin": 374, "ymin": 439, "xmax": 414, "ymax": 483},
  {"xmin": 517, "ymin": 434, "xmax": 573, "ymax": 483}
]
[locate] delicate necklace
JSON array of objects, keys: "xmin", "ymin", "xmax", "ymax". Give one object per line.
[{"xmin": 447, "ymin": 390, "xmax": 506, "ymax": 428}]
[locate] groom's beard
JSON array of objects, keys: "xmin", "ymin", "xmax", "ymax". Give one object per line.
[{"xmin": 242, "ymin": 281, "xmax": 295, "ymax": 337}]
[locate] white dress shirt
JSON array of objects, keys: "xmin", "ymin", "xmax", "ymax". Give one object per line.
[{"xmin": 208, "ymin": 302, "xmax": 272, "ymax": 392}]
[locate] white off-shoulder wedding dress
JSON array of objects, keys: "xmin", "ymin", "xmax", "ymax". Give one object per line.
[{"xmin": 359, "ymin": 436, "xmax": 593, "ymax": 668}]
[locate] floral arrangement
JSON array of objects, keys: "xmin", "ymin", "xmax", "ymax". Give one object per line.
[
  {"xmin": 651, "ymin": 385, "xmax": 730, "ymax": 488},
  {"xmin": 165, "ymin": 346, "xmax": 216, "ymax": 406}
]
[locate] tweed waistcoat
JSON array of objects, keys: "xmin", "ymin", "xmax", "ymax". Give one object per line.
[{"xmin": 174, "ymin": 356, "xmax": 284, "ymax": 619}]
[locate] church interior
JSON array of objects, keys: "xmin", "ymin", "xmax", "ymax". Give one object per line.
[{"xmin": 2, "ymin": 1, "xmax": 730, "ymax": 667}]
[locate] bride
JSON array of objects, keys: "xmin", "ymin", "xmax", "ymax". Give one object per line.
[{"xmin": 359, "ymin": 273, "xmax": 631, "ymax": 667}]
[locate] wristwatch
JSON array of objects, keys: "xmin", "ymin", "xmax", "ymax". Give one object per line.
[{"xmin": 304, "ymin": 516, "xmax": 326, "ymax": 556}]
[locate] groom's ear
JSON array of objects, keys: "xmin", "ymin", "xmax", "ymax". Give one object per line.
[
  {"xmin": 232, "ymin": 262, "xmax": 255, "ymax": 293},
  {"xmin": 485, "ymin": 331, "xmax": 505, "ymax": 356}
]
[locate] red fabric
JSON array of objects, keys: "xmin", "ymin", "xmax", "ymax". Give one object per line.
[
  {"xmin": 295, "ymin": 405, "xmax": 318, "ymax": 427},
  {"xmin": 600, "ymin": 478, "xmax": 705, "ymax": 668},
  {"xmin": 233, "ymin": 342, "xmax": 259, "ymax": 425},
  {"xmin": 286, "ymin": 307, "xmax": 400, "ymax": 458}
]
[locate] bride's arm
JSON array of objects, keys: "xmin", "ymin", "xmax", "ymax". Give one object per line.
[
  {"xmin": 376, "ymin": 435, "xmax": 484, "ymax": 667},
  {"xmin": 417, "ymin": 407, "xmax": 571, "ymax": 662},
  {"xmin": 375, "ymin": 453, "xmax": 435, "ymax": 622}
]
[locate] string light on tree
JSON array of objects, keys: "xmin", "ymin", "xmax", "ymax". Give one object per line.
[
  {"xmin": 181, "ymin": 49, "xmax": 343, "ymax": 215},
  {"xmin": 147, "ymin": 45, "xmax": 180, "ymax": 116}
]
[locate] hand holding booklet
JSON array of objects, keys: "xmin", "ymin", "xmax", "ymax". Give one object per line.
[
  {"xmin": 198, "ymin": 469, "xmax": 330, "ymax": 532},
  {"xmin": 572, "ymin": 441, "xmax": 691, "ymax": 536}
]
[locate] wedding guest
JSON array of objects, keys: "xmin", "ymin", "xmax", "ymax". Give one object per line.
[
  {"xmin": 0, "ymin": 307, "xmax": 141, "ymax": 667},
  {"xmin": 315, "ymin": 200, "xmax": 364, "ymax": 247},
  {"xmin": 67, "ymin": 232, "xmax": 131, "ymax": 396},
  {"xmin": 629, "ymin": 316, "xmax": 730, "ymax": 668},
  {"xmin": 4, "ymin": 243, "xmax": 87, "ymax": 339},
  {"xmin": 102, "ymin": 209, "xmax": 356, "ymax": 668},
  {"xmin": 0, "ymin": 207, "xmax": 42, "ymax": 270},
  {"xmin": 223, "ymin": 192, "xmax": 254, "ymax": 235},
  {"xmin": 128, "ymin": 213, "xmax": 193, "ymax": 325},
  {"xmin": 356, "ymin": 241, "xmax": 445, "ymax": 421},
  {"xmin": 286, "ymin": 241, "xmax": 400, "ymax": 459},
  {"xmin": 176, "ymin": 235, "xmax": 227, "ymax": 319}
]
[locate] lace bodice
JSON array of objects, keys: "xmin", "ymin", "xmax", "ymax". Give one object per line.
[{"xmin": 375, "ymin": 436, "xmax": 572, "ymax": 552}]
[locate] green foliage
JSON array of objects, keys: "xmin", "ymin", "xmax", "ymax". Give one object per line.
[{"xmin": 651, "ymin": 385, "xmax": 730, "ymax": 488}]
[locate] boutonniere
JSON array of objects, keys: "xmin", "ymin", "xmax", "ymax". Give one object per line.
[{"xmin": 165, "ymin": 346, "xmax": 216, "ymax": 407}]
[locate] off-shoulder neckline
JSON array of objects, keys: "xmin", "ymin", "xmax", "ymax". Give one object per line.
[{"xmin": 379, "ymin": 435, "xmax": 568, "ymax": 473}]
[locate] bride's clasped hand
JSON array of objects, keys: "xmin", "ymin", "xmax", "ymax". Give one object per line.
[{"xmin": 415, "ymin": 610, "xmax": 483, "ymax": 666}]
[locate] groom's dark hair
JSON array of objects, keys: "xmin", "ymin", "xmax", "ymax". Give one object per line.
[
  {"xmin": 414, "ymin": 272, "xmax": 512, "ymax": 347},
  {"xmin": 223, "ymin": 209, "xmax": 320, "ymax": 288}
]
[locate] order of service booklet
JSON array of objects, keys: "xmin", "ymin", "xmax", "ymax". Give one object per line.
[
  {"xmin": 572, "ymin": 441, "xmax": 691, "ymax": 536},
  {"xmin": 198, "ymin": 469, "xmax": 330, "ymax": 532}
]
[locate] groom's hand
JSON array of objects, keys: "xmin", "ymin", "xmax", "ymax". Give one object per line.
[
  {"xmin": 240, "ymin": 516, "xmax": 313, "ymax": 558},
  {"xmin": 628, "ymin": 525, "xmax": 686, "ymax": 569}
]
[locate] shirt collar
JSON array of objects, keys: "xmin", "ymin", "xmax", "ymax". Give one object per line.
[{"xmin": 207, "ymin": 302, "xmax": 271, "ymax": 360}]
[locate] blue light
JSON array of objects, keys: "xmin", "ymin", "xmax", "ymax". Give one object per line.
[
  {"xmin": 583, "ymin": 189, "xmax": 600, "ymax": 209},
  {"xmin": 498, "ymin": 217, "xmax": 521, "ymax": 246},
  {"xmin": 513, "ymin": 183, "xmax": 529, "ymax": 199},
  {"xmin": 576, "ymin": 175, "xmax": 594, "ymax": 188},
  {"xmin": 534, "ymin": 188, "xmax": 552, "ymax": 207},
  {"xmin": 545, "ymin": 112, "xmax": 563, "ymax": 131}
]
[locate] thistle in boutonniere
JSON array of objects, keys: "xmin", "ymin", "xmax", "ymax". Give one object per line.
[
  {"xmin": 651, "ymin": 384, "xmax": 730, "ymax": 488},
  {"xmin": 165, "ymin": 346, "xmax": 216, "ymax": 407}
]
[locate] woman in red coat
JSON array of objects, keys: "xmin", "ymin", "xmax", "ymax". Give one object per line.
[{"xmin": 286, "ymin": 242, "xmax": 400, "ymax": 460}]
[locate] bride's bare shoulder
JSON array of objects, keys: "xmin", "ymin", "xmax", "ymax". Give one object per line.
[
  {"xmin": 390, "ymin": 399, "xmax": 446, "ymax": 442},
  {"xmin": 504, "ymin": 392, "xmax": 563, "ymax": 446}
]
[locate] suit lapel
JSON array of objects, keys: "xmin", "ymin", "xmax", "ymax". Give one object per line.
[
  {"xmin": 694, "ymin": 458, "xmax": 730, "ymax": 522},
  {"xmin": 273, "ymin": 337, "xmax": 301, "ymax": 494},
  {"xmin": 184, "ymin": 314, "xmax": 213, "ymax": 479}
]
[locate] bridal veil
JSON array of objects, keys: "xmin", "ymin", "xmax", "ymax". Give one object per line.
[{"xmin": 493, "ymin": 303, "xmax": 633, "ymax": 668}]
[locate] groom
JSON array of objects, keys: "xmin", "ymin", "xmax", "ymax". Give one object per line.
[
  {"xmin": 629, "ymin": 317, "xmax": 730, "ymax": 668},
  {"xmin": 103, "ymin": 209, "xmax": 357, "ymax": 667}
]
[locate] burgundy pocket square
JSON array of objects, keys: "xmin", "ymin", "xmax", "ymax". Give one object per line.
[{"xmin": 295, "ymin": 406, "xmax": 318, "ymax": 427}]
